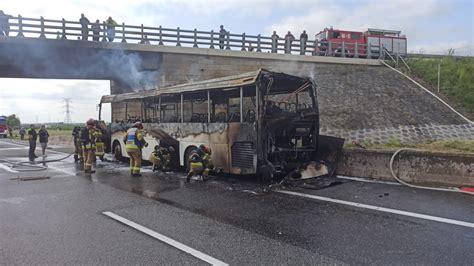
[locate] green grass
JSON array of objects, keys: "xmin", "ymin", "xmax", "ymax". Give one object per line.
[
  {"xmin": 406, "ymin": 55, "xmax": 474, "ymax": 118},
  {"xmin": 8, "ymin": 129, "xmax": 72, "ymax": 140},
  {"xmin": 345, "ymin": 139, "xmax": 474, "ymax": 154}
]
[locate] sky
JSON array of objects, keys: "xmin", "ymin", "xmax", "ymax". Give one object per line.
[{"xmin": 0, "ymin": 0, "xmax": 473, "ymax": 123}]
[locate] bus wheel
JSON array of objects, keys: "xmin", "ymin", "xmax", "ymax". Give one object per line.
[
  {"xmin": 113, "ymin": 141, "xmax": 124, "ymax": 161},
  {"xmin": 184, "ymin": 146, "xmax": 196, "ymax": 173}
]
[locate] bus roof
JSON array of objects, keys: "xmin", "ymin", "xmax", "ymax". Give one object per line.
[{"xmin": 101, "ymin": 69, "xmax": 312, "ymax": 103}]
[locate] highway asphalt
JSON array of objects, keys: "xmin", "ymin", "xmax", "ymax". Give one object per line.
[{"xmin": 0, "ymin": 139, "xmax": 473, "ymax": 265}]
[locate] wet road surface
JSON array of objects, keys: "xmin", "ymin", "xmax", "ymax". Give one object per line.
[{"xmin": 1, "ymin": 139, "xmax": 473, "ymax": 264}]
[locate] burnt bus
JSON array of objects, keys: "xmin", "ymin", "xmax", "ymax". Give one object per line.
[{"xmin": 100, "ymin": 69, "xmax": 334, "ymax": 179}]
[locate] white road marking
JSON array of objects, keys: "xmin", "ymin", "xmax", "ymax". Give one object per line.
[
  {"xmin": 0, "ymin": 140, "xmax": 70, "ymax": 155},
  {"xmin": 0, "ymin": 163, "xmax": 19, "ymax": 173},
  {"xmin": 336, "ymin": 175, "xmax": 401, "ymax": 185},
  {"xmin": 0, "ymin": 140, "xmax": 76, "ymax": 176},
  {"xmin": 277, "ymin": 190, "xmax": 474, "ymax": 229},
  {"xmin": 103, "ymin": 211, "xmax": 228, "ymax": 266},
  {"xmin": 0, "ymin": 147, "xmax": 29, "ymax": 150}
]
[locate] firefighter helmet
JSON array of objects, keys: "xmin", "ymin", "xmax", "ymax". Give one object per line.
[
  {"xmin": 133, "ymin": 121, "xmax": 143, "ymax": 129},
  {"xmin": 86, "ymin": 118, "xmax": 95, "ymax": 126}
]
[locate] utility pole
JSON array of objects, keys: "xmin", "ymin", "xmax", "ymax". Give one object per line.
[{"xmin": 63, "ymin": 98, "xmax": 72, "ymax": 123}]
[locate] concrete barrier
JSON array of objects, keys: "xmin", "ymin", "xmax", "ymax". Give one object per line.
[{"xmin": 337, "ymin": 149, "xmax": 474, "ymax": 187}]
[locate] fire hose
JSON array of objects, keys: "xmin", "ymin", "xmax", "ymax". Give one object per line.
[
  {"xmin": 1, "ymin": 139, "xmax": 75, "ymax": 172},
  {"xmin": 390, "ymin": 148, "xmax": 474, "ymax": 195},
  {"xmin": 0, "ymin": 152, "xmax": 75, "ymax": 172}
]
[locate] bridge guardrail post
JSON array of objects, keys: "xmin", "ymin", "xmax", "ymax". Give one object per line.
[
  {"xmin": 61, "ymin": 18, "xmax": 67, "ymax": 40},
  {"xmin": 158, "ymin": 26, "xmax": 163, "ymax": 45},
  {"xmin": 257, "ymin": 34, "xmax": 262, "ymax": 52},
  {"xmin": 17, "ymin": 15, "xmax": 24, "ymax": 37},
  {"xmin": 226, "ymin": 31, "xmax": 230, "ymax": 50},
  {"xmin": 354, "ymin": 42, "xmax": 359, "ymax": 58},
  {"xmin": 328, "ymin": 41, "xmax": 332, "ymax": 56},
  {"xmin": 367, "ymin": 43, "xmax": 371, "ymax": 58},
  {"xmin": 122, "ymin": 23, "xmax": 127, "ymax": 43},
  {"xmin": 209, "ymin": 30, "xmax": 215, "ymax": 49},
  {"xmin": 313, "ymin": 39, "xmax": 318, "ymax": 56},
  {"xmin": 176, "ymin": 27, "xmax": 181, "ymax": 46},
  {"xmin": 241, "ymin": 33, "xmax": 246, "ymax": 51},
  {"xmin": 379, "ymin": 44, "xmax": 384, "ymax": 59},
  {"xmin": 193, "ymin": 28, "xmax": 198, "ymax": 48},
  {"xmin": 101, "ymin": 22, "xmax": 107, "ymax": 42},
  {"xmin": 39, "ymin": 16, "xmax": 46, "ymax": 39}
]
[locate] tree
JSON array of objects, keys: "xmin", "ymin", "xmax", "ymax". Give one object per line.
[{"xmin": 6, "ymin": 114, "xmax": 21, "ymax": 128}]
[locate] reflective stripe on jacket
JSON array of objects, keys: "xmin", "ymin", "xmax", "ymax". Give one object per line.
[{"xmin": 125, "ymin": 128, "xmax": 145, "ymax": 151}]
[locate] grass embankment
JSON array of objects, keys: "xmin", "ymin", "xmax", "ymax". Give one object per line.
[
  {"xmin": 345, "ymin": 139, "xmax": 474, "ymax": 154},
  {"xmin": 406, "ymin": 55, "xmax": 474, "ymax": 119},
  {"xmin": 9, "ymin": 129, "xmax": 72, "ymax": 140}
]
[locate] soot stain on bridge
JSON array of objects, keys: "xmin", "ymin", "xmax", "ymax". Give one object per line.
[{"xmin": 0, "ymin": 40, "xmax": 160, "ymax": 91}]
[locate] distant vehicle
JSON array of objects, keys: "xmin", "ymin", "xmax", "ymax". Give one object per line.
[
  {"xmin": 315, "ymin": 27, "xmax": 407, "ymax": 58},
  {"xmin": 0, "ymin": 116, "xmax": 8, "ymax": 138}
]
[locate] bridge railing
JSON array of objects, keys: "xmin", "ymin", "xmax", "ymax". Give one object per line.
[{"xmin": 4, "ymin": 15, "xmax": 383, "ymax": 59}]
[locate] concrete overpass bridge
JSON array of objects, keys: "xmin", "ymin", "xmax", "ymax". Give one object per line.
[{"xmin": 0, "ymin": 15, "xmax": 471, "ymax": 143}]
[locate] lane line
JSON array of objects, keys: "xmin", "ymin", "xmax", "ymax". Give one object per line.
[
  {"xmin": 0, "ymin": 140, "xmax": 71, "ymax": 155},
  {"xmin": 0, "ymin": 140, "xmax": 76, "ymax": 176},
  {"xmin": 0, "ymin": 147, "xmax": 29, "ymax": 150},
  {"xmin": 277, "ymin": 190, "xmax": 474, "ymax": 229},
  {"xmin": 0, "ymin": 163, "xmax": 19, "ymax": 173},
  {"xmin": 103, "ymin": 211, "xmax": 228, "ymax": 266},
  {"xmin": 336, "ymin": 175, "xmax": 401, "ymax": 186}
]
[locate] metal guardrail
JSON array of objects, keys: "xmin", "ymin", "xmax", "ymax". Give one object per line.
[{"xmin": 1, "ymin": 15, "xmax": 387, "ymax": 59}]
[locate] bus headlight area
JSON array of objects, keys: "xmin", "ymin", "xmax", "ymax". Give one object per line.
[{"xmin": 98, "ymin": 69, "xmax": 345, "ymax": 183}]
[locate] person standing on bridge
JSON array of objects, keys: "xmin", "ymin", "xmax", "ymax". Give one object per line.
[
  {"xmin": 284, "ymin": 31, "xmax": 295, "ymax": 54},
  {"xmin": 123, "ymin": 121, "xmax": 147, "ymax": 177},
  {"xmin": 0, "ymin": 10, "xmax": 13, "ymax": 36},
  {"xmin": 300, "ymin": 30, "xmax": 308, "ymax": 55},
  {"xmin": 79, "ymin": 14, "xmax": 90, "ymax": 41},
  {"xmin": 218, "ymin": 25, "xmax": 226, "ymax": 49},
  {"xmin": 91, "ymin": 19, "xmax": 101, "ymax": 41},
  {"xmin": 27, "ymin": 124, "xmax": 38, "ymax": 161},
  {"xmin": 271, "ymin": 31, "xmax": 279, "ymax": 53},
  {"xmin": 105, "ymin": 16, "xmax": 118, "ymax": 42}
]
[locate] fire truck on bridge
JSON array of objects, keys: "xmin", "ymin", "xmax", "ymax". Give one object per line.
[{"xmin": 315, "ymin": 27, "xmax": 407, "ymax": 58}]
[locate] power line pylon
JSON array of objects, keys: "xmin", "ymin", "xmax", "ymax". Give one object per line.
[{"xmin": 63, "ymin": 98, "xmax": 73, "ymax": 123}]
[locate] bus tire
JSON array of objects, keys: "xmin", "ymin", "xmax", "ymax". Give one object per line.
[
  {"xmin": 113, "ymin": 141, "xmax": 124, "ymax": 162},
  {"xmin": 184, "ymin": 146, "xmax": 197, "ymax": 173}
]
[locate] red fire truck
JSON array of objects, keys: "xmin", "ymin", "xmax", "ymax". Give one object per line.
[
  {"xmin": 315, "ymin": 27, "xmax": 407, "ymax": 58},
  {"xmin": 0, "ymin": 116, "xmax": 8, "ymax": 138}
]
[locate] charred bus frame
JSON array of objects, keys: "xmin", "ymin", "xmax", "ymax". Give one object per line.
[{"xmin": 100, "ymin": 69, "xmax": 322, "ymax": 178}]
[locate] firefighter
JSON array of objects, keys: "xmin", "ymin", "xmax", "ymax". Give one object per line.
[
  {"xmin": 149, "ymin": 144, "xmax": 175, "ymax": 172},
  {"xmin": 123, "ymin": 121, "xmax": 147, "ymax": 177},
  {"xmin": 186, "ymin": 144, "xmax": 213, "ymax": 183},
  {"xmin": 80, "ymin": 119, "xmax": 97, "ymax": 174},
  {"xmin": 72, "ymin": 126, "xmax": 83, "ymax": 162},
  {"xmin": 93, "ymin": 127, "xmax": 105, "ymax": 161},
  {"xmin": 186, "ymin": 148, "xmax": 203, "ymax": 183},
  {"xmin": 201, "ymin": 146, "xmax": 214, "ymax": 177}
]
